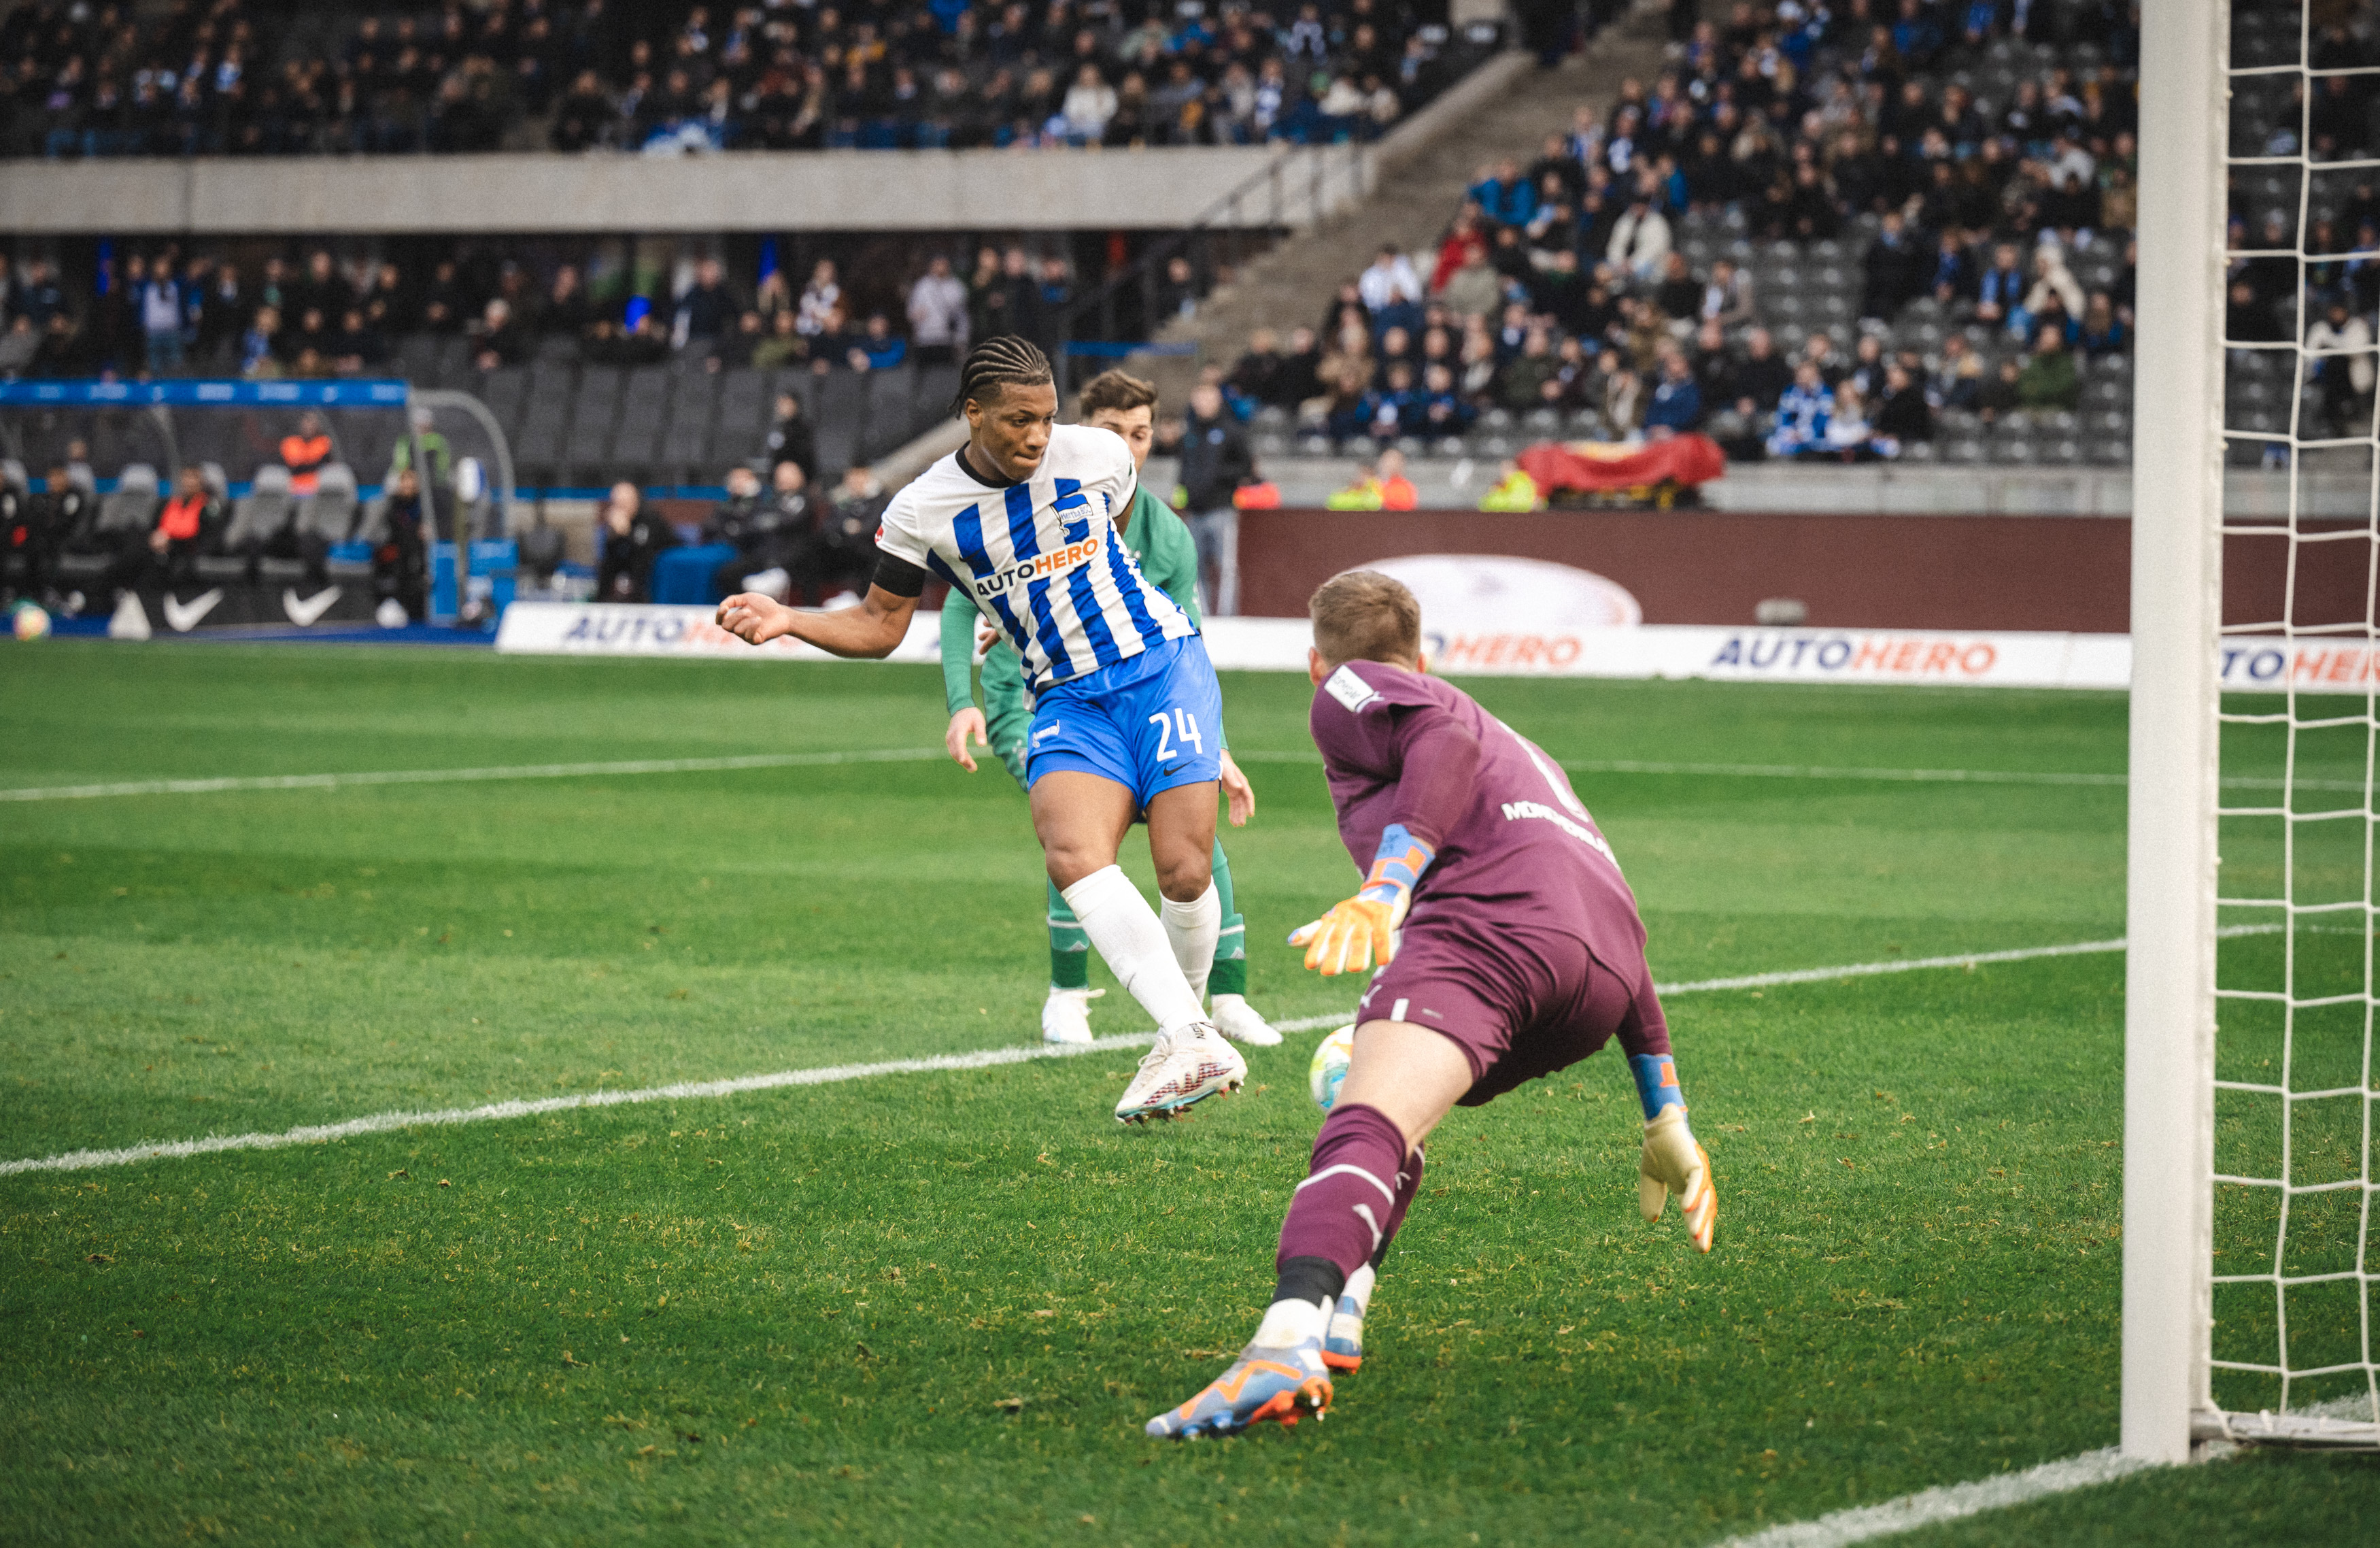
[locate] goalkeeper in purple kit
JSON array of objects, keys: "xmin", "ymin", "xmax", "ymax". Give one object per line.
[{"xmin": 1146, "ymin": 569, "xmax": 1716, "ymax": 1439}]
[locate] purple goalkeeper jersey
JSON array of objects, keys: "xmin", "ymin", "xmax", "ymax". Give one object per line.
[{"xmin": 1309, "ymin": 659, "xmax": 1646, "ymax": 950}]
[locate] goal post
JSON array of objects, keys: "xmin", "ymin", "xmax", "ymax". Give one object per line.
[
  {"xmin": 2129, "ymin": 0, "xmax": 2380, "ymax": 1460},
  {"xmin": 2123, "ymin": 0, "xmax": 2228, "ymax": 1468}
]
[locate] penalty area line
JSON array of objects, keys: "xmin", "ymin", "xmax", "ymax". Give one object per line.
[{"xmin": 0, "ymin": 929, "xmax": 2278, "ymax": 1180}]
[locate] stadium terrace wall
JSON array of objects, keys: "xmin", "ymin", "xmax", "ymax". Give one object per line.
[
  {"xmin": 1234, "ymin": 510, "xmax": 2367, "ymax": 635},
  {"xmin": 0, "ymin": 144, "xmax": 1368, "ymax": 235}
]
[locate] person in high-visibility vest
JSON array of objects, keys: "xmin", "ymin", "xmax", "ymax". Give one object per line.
[{"xmin": 1479, "ymin": 463, "xmax": 1540, "ymax": 511}]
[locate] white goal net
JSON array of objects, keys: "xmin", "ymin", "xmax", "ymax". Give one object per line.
[{"xmin": 2130, "ymin": 0, "xmax": 2379, "ymax": 1458}]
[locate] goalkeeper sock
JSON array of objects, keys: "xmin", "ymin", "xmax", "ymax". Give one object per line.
[
  {"xmin": 1251, "ymin": 1291, "xmax": 1329, "ymax": 1349},
  {"xmin": 1370, "ymin": 1143, "xmax": 1424, "ymax": 1269},
  {"xmin": 1159, "ymin": 880, "xmax": 1221, "ymax": 1005},
  {"xmin": 1210, "ymin": 840, "xmax": 1248, "ymax": 997},
  {"xmin": 1059, "ymin": 865, "xmax": 1205, "ymax": 1037},
  {"xmin": 1276, "ymin": 1101, "xmax": 1408, "ymax": 1283},
  {"xmin": 1340, "ymin": 1262, "xmax": 1377, "ymax": 1320},
  {"xmin": 1045, "ymin": 878, "xmax": 1089, "ymax": 990}
]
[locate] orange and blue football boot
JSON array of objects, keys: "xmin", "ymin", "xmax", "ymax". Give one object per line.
[{"xmin": 1144, "ymin": 1336, "xmax": 1333, "ymax": 1438}]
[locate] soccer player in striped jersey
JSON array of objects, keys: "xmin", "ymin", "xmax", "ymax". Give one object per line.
[
  {"xmin": 940, "ymin": 369, "xmax": 1281, "ymax": 1050},
  {"xmin": 717, "ymin": 337, "xmax": 1248, "ymax": 1123},
  {"xmin": 1144, "ymin": 570, "xmax": 1716, "ymax": 1438}
]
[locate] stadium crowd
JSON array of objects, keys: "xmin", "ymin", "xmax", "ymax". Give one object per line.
[
  {"xmin": 0, "ymin": 0, "xmax": 1486, "ymax": 157},
  {"xmin": 1221, "ymin": 0, "xmax": 2181, "ymax": 466},
  {"xmin": 0, "ymin": 237, "xmax": 1089, "ymax": 384}
]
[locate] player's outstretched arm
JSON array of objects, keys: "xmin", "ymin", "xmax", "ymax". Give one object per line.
[
  {"xmin": 716, "ymin": 585, "xmax": 919, "ymax": 659},
  {"xmin": 1632, "ymin": 1054, "xmax": 1716, "ymax": 1252}
]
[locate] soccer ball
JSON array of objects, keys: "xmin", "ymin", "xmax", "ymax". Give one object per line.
[
  {"xmin": 1309, "ymin": 1024, "xmax": 1357, "ymax": 1112},
  {"xmin": 11, "ymin": 603, "xmax": 50, "ymax": 641}
]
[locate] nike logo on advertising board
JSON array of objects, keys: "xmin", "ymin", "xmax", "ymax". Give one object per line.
[
  {"xmin": 162, "ymin": 589, "xmax": 223, "ymax": 632},
  {"xmin": 283, "ymin": 586, "xmax": 340, "ymax": 626}
]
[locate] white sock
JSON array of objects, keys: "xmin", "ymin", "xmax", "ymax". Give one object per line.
[
  {"xmin": 1059, "ymin": 865, "xmax": 1207, "ymax": 1037},
  {"xmin": 1159, "ymin": 881, "xmax": 1221, "ymax": 1005},
  {"xmin": 1251, "ymin": 1295, "xmax": 1329, "ymax": 1348},
  {"xmin": 1340, "ymin": 1262, "xmax": 1377, "ymax": 1316}
]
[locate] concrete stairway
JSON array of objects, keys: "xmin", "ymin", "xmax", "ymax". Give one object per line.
[
  {"xmin": 876, "ymin": 5, "xmax": 1672, "ymax": 483},
  {"xmin": 1125, "ymin": 6, "xmax": 1674, "ymax": 408}
]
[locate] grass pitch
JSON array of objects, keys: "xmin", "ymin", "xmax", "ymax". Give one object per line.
[{"xmin": 1, "ymin": 640, "xmax": 2373, "ymax": 1545}]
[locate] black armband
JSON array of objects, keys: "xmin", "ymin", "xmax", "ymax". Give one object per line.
[{"xmin": 871, "ymin": 550, "xmax": 929, "ymax": 599}]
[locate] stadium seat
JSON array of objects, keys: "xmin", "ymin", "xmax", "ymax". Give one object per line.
[
  {"xmin": 813, "ymin": 371, "xmax": 868, "ymax": 476},
  {"xmin": 713, "ymin": 370, "xmax": 771, "ymax": 465},
  {"xmin": 913, "ymin": 364, "xmax": 961, "ymax": 427},
  {"xmin": 861, "ymin": 363, "xmax": 919, "ymax": 460},
  {"xmin": 660, "ymin": 373, "xmax": 719, "ymax": 484}
]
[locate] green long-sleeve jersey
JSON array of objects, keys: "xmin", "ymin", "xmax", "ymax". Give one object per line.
[{"xmin": 939, "ymin": 484, "xmax": 1217, "ymax": 737}]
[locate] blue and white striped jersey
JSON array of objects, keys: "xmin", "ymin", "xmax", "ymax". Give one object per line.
[{"xmin": 875, "ymin": 423, "xmax": 1198, "ymax": 696}]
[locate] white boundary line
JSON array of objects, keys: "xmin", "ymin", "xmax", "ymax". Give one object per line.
[
  {"xmin": 1, "ymin": 931, "xmax": 2234, "ymax": 1181},
  {"xmin": 1714, "ymin": 1393, "xmax": 2379, "ymax": 1547},
  {"xmin": 1, "ymin": 750, "xmax": 2358, "ymax": 803},
  {"xmin": 0, "ymin": 747, "xmax": 946, "ymax": 803},
  {"xmin": 1712, "ymin": 1447, "xmax": 2160, "ymax": 1548}
]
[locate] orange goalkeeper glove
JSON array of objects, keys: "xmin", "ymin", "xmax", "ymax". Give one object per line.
[{"xmin": 1289, "ymin": 824, "xmax": 1433, "ymax": 977}]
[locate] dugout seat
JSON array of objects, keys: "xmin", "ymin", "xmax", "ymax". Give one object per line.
[
  {"xmin": 98, "ymin": 463, "xmax": 160, "ymax": 532},
  {"xmin": 197, "ymin": 465, "xmax": 298, "ymax": 580}
]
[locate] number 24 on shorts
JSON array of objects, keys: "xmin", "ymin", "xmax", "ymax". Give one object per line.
[{"xmin": 1150, "ymin": 709, "xmax": 1204, "ymax": 763}]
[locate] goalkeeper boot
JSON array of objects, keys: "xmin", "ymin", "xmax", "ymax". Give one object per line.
[
  {"xmin": 1114, "ymin": 1022, "xmax": 1246, "ymax": 1124},
  {"xmin": 1208, "ymin": 992, "xmax": 1282, "ymax": 1047},
  {"xmin": 1040, "ymin": 986, "xmax": 1102, "ymax": 1045},
  {"xmin": 1321, "ymin": 1292, "xmax": 1365, "ymax": 1372},
  {"xmin": 1145, "ymin": 1336, "xmax": 1332, "ymax": 1438}
]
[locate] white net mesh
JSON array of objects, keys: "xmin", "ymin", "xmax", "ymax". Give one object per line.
[{"xmin": 2207, "ymin": 0, "xmax": 2380, "ymax": 1443}]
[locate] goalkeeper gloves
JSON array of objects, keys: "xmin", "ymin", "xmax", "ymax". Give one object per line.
[
  {"xmin": 1289, "ymin": 824, "xmax": 1434, "ymax": 977},
  {"xmin": 1632, "ymin": 1054, "xmax": 1714, "ymax": 1252}
]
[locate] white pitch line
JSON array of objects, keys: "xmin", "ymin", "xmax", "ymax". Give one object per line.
[
  {"xmin": 1712, "ymin": 1446, "xmax": 2159, "ymax": 1548},
  {"xmin": 1714, "ymin": 1394, "xmax": 2379, "ymax": 1548},
  {"xmin": 0, "ymin": 1032, "xmax": 1163, "ymax": 1179},
  {"xmin": 1240, "ymin": 749, "xmax": 2366, "ymax": 793},
  {"xmin": 1, "ymin": 930, "xmax": 2251, "ymax": 1181},
  {"xmin": 0, "ymin": 747, "xmax": 946, "ymax": 802},
  {"xmin": 4, "ymin": 749, "xmax": 2358, "ymax": 803},
  {"xmin": 1660, "ymin": 924, "xmax": 2284, "ymax": 995}
]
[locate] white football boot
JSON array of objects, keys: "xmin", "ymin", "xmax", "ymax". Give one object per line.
[
  {"xmin": 1208, "ymin": 992, "xmax": 1282, "ymax": 1047},
  {"xmin": 1040, "ymin": 985, "xmax": 1102, "ymax": 1045},
  {"xmin": 1114, "ymin": 1022, "xmax": 1246, "ymax": 1123}
]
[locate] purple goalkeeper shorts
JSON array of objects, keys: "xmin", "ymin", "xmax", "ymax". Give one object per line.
[{"xmin": 1353, "ymin": 909, "xmax": 1668, "ymax": 1106}]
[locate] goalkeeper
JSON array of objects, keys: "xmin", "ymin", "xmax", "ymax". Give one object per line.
[
  {"xmin": 940, "ymin": 369, "xmax": 1280, "ymax": 1050},
  {"xmin": 1146, "ymin": 569, "xmax": 1715, "ymax": 1439}
]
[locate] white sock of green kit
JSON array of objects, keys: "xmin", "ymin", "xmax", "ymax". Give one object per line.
[
  {"xmin": 1059, "ymin": 865, "xmax": 1207, "ymax": 1037},
  {"xmin": 1251, "ymin": 1296, "xmax": 1329, "ymax": 1349},
  {"xmin": 1159, "ymin": 881, "xmax": 1221, "ymax": 1005}
]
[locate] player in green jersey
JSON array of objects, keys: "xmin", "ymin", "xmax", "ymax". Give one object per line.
[{"xmin": 939, "ymin": 369, "xmax": 1281, "ymax": 1049}]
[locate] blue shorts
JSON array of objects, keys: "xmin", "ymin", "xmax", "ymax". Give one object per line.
[{"xmin": 1024, "ymin": 635, "xmax": 1224, "ymax": 807}]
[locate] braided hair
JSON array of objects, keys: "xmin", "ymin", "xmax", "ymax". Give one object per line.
[{"xmin": 953, "ymin": 335, "xmax": 1054, "ymax": 418}]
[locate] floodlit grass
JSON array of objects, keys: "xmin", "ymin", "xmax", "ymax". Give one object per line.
[{"xmin": 1, "ymin": 641, "xmax": 2373, "ymax": 1544}]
